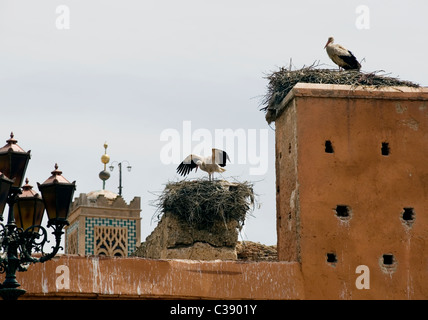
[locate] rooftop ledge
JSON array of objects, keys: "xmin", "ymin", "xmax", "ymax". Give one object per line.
[
  {"xmin": 15, "ymin": 254, "xmax": 304, "ymax": 300},
  {"xmin": 266, "ymin": 83, "xmax": 428, "ymax": 124}
]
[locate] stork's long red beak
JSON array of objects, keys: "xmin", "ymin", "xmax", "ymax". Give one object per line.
[{"xmin": 324, "ymin": 40, "xmax": 330, "ymax": 49}]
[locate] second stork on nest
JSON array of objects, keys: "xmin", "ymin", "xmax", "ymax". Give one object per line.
[
  {"xmin": 324, "ymin": 36, "xmax": 361, "ymax": 71},
  {"xmin": 177, "ymin": 148, "xmax": 230, "ymax": 181}
]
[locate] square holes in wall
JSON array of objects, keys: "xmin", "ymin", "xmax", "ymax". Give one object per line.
[
  {"xmin": 383, "ymin": 254, "xmax": 394, "ymax": 265},
  {"xmin": 335, "ymin": 205, "xmax": 351, "ymax": 220},
  {"xmin": 323, "ymin": 140, "xmax": 392, "ymax": 155},
  {"xmin": 402, "ymin": 207, "xmax": 414, "ymax": 221},
  {"xmin": 380, "ymin": 253, "xmax": 397, "ymax": 274},
  {"xmin": 381, "ymin": 142, "xmax": 390, "ymax": 156},
  {"xmin": 323, "ymin": 140, "xmax": 391, "ymax": 156},
  {"xmin": 326, "ymin": 252, "xmax": 337, "ymax": 265},
  {"xmin": 325, "ymin": 140, "xmax": 334, "ymax": 153},
  {"xmin": 401, "ymin": 207, "xmax": 415, "ymax": 227}
]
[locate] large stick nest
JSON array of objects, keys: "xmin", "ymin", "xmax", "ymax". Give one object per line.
[
  {"xmin": 261, "ymin": 63, "xmax": 420, "ymax": 123},
  {"xmin": 154, "ymin": 180, "xmax": 255, "ymax": 230}
]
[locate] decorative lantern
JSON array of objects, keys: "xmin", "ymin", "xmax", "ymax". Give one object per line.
[
  {"xmin": 0, "ymin": 133, "xmax": 31, "ymax": 190},
  {"xmin": 13, "ymin": 179, "xmax": 44, "ymax": 232},
  {"xmin": 37, "ymin": 164, "xmax": 76, "ymax": 226}
]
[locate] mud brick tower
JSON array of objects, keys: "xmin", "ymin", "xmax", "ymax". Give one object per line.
[{"xmin": 272, "ymin": 83, "xmax": 428, "ymax": 299}]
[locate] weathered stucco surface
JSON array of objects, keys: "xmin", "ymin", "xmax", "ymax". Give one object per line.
[
  {"xmin": 275, "ymin": 83, "xmax": 428, "ymax": 299},
  {"xmin": 136, "ymin": 213, "xmax": 239, "ymax": 260},
  {"xmin": 16, "ymin": 255, "xmax": 304, "ymax": 299}
]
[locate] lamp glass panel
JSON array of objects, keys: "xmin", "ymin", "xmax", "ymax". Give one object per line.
[
  {"xmin": 11, "ymin": 153, "xmax": 29, "ymax": 188},
  {"xmin": 0, "ymin": 178, "xmax": 11, "ymax": 218},
  {"xmin": 33, "ymin": 200, "xmax": 45, "ymax": 232},
  {"xmin": 40, "ymin": 185, "xmax": 57, "ymax": 221},
  {"xmin": 55, "ymin": 185, "xmax": 74, "ymax": 219},
  {"xmin": 40, "ymin": 184, "xmax": 74, "ymax": 221},
  {"xmin": 0, "ymin": 152, "xmax": 30, "ymax": 188},
  {"xmin": 14, "ymin": 198, "xmax": 44, "ymax": 231}
]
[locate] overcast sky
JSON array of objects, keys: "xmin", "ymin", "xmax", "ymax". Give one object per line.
[{"xmin": 0, "ymin": 0, "xmax": 427, "ymax": 247}]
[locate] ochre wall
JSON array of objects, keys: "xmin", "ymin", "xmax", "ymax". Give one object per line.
[
  {"xmin": 6, "ymin": 84, "xmax": 428, "ymax": 300},
  {"xmin": 275, "ymin": 83, "xmax": 428, "ymax": 299},
  {"xmin": 15, "ymin": 255, "xmax": 304, "ymax": 300}
]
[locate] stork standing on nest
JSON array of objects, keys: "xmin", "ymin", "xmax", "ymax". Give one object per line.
[
  {"xmin": 177, "ymin": 148, "xmax": 230, "ymax": 181},
  {"xmin": 324, "ymin": 36, "xmax": 361, "ymax": 71}
]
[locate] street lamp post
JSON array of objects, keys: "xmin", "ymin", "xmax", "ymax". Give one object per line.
[
  {"xmin": 0, "ymin": 133, "xmax": 76, "ymax": 300},
  {"xmin": 109, "ymin": 160, "xmax": 131, "ymax": 197}
]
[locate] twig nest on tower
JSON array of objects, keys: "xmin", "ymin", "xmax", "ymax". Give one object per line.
[
  {"xmin": 154, "ymin": 180, "xmax": 255, "ymax": 230},
  {"xmin": 262, "ymin": 63, "xmax": 420, "ymax": 124}
]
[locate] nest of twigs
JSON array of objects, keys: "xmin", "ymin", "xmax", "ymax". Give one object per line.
[
  {"xmin": 154, "ymin": 180, "xmax": 255, "ymax": 230},
  {"xmin": 261, "ymin": 63, "xmax": 420, "ymax": 123}
]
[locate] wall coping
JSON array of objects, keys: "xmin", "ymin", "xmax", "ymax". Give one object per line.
[
  {"xmin": 15, "ymin": 255, "xmax": 304, "ymax": 300},
  {"xmin": 271, "ymin": 83, "xmax": 428, "ymax": 123}
]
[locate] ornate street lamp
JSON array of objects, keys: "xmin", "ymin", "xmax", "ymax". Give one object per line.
[
  {"xmin": 0, "ymin": 133, "xmax": 76, "ymax": 300},
  {"xmin": 109, "ymin": 160, "xmax": 131, "ymax": 197}
]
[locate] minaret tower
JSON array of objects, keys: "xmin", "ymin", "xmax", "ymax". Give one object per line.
[{"xmin": 65, "ymin": 141, "xmax": 141, "ymax": 256}]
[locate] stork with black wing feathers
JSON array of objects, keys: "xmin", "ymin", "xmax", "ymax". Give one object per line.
[
  {"xmin": 177, "ymin": 148, "xmax": 230, "ymax": 181},
  {"xmin": 324, "ymin": 36, "xmax": 361, "ymax": 71}
]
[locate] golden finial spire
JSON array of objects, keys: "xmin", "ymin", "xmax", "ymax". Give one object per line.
[
  {"xmin": 99, "ymin": 142, "xmax": 111, "ymax": 189},
  {"xmin": 101, "ymin": 142, "xmax": 110, "ymax": 168}
]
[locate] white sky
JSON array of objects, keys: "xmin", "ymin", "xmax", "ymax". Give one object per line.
[{"xmin": 0, "ymin": 1, "xmax": 427, "ymax": 247}]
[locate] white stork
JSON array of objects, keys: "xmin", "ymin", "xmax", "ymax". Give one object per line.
[
  {"xmin": 324, "ymin": 36, "xmax": 361, "ymax": 71},
  {"xmin": 177, "ymin": 148, "xmax": 230, "ymax": 181}
]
